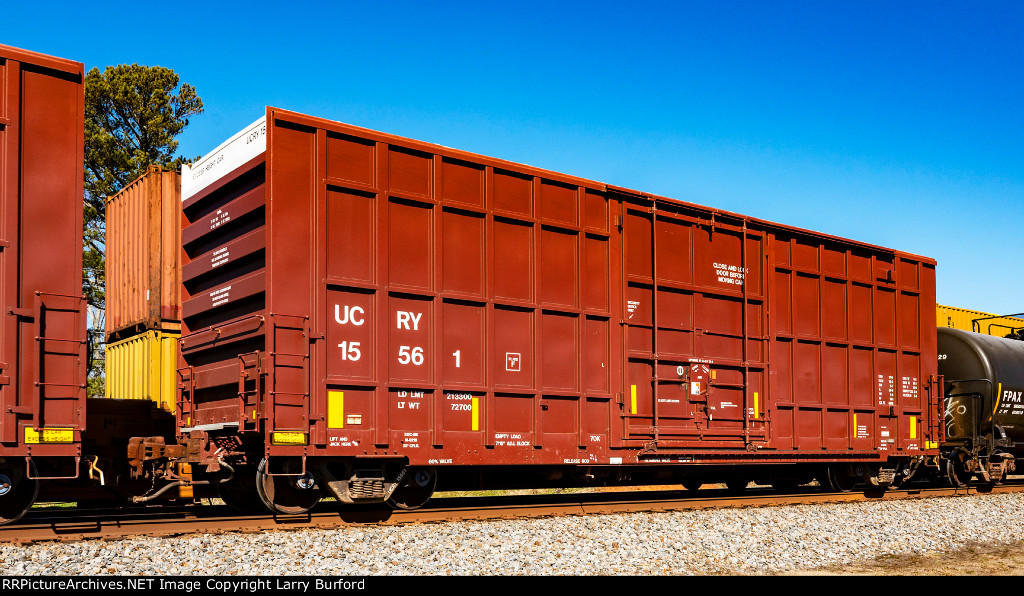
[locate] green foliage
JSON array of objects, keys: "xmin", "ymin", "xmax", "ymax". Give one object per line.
[
  {"xmin": 84, "ymin": 64, "xmax": 203, "ymax": 204},
  {"xmin": 83, "ymin": 64, "xmax": 203, "ymax": 395},
  {"xmin": 86, "ymin": 374, "xmax": 105, "ymax": 402},
  {"xmin": 83, "ymin": 63, "xmax": 203, "ymax": 308}
]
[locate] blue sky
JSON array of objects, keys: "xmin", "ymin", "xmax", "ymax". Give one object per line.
[{"xmin": 7, "ymin": 1, "xmax": 1023, "ymax": 315}]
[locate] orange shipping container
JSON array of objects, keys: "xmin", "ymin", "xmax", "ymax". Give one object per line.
[{"xmin": 105, "ymin": 166, "xmax": 182, "ymax": 341}]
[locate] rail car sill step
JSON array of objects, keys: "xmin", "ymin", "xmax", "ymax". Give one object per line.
[{"xmin": 179, "ymin": 422, "xmax": 240, "ymax": 433}]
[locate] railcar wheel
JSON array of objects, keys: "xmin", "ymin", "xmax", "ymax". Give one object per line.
[
  {"xmin": 822, "ymin": 465, "xmax": 858, "ymax": 493},
  {"xmin": 946, "ymin": 457, "xmax": 971, "ymax": 487},
  {"xmin": 217, "ymin": 469, "xmax": 265, "ymax": 514},
  {"xmin": 256, "ymin": 458, "xmax": 322, "ymax": 515},
  {"xmin": 0, "ymin": 464, "xmax": 39, "ymax": 525},
  {"xmin": 386, "ymin": 467, "xmax": 437, "ymax": 510}
]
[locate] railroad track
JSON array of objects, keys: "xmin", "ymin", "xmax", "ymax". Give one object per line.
[{"xmin": 4, "ymin": 482, "xmax": 1020, "ymax": 544}]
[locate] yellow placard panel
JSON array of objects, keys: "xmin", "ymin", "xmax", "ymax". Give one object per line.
[
  {"xmin": 271, "ymin": 432, "xmax": 307, "ymax": 445},
  {"xmin": 328, "ymin": 390, "xmax": 344, "ymax": 429},
  {"xmin": 25, "ymin": 427, "xmax": 74, "ymax": 444}
]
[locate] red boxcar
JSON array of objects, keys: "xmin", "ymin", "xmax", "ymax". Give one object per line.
[
  {"xmin": 0, "ymin": 45, "xmax": 86, "ymax": 522},
  {"xmin": 172, "ymin": 108, "xmax": 941, "ymax": 513}
]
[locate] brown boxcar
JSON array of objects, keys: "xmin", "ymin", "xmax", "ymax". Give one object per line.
[
  {"xmin": 169, "ymin": 108, "xmax": 941, "ymax": 513},
  {"xmin": 105, "ymin": 166, "xmax": 182, "ymax": 341},
  {"xmin": 0, "ymin": 45, "xmax": 86, "ymax": 522}
]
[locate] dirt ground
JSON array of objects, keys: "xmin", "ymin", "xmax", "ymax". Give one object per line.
[{"xmin": 795, "ymin": 541, "xmax": 1024, "ymax": 575}]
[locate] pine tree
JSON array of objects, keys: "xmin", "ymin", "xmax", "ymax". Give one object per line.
[{"xmin": 83, "ymin": 64, "xmax": 203, "ymax": 396}]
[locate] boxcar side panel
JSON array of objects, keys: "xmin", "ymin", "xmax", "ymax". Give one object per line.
[
  {"xmin": 0, "ymin": 46, "xmax": 85, "ymax": 460},
  {"xmin": 264, "ymin": 111, "xmax": 619, "ymax": 465},
  {"xmin": 767, "ymin": 235, "xmax": 938, "ymax": 460},
  {"xmin": 179, "ymin": 116, "xmax": 269, "ymax": 433}
]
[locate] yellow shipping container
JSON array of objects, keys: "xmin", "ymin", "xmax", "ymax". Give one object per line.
[
  {"xmin": 937, "ymin": 304, "xmax": 1024, "ymax": 337},
  {"xmin": 104, "ymin": 330, "xmax": 180, "ymax": 412}
]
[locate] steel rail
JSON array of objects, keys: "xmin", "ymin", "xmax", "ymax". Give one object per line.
[{"xmin": 2, "ymin": 483, "xmax": 1021, "ymax": 544}]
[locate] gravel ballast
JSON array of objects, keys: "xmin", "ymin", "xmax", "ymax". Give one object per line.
[{"xmin": 2, "ymin": 492, "xmax": 1024, "ymax": 575}]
